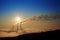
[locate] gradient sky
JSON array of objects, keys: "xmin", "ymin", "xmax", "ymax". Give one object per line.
[{"xmin": 0, "ymin": 0, "xmax": 60, "ymax": 26}]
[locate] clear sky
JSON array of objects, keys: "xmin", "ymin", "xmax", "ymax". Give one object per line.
[{"xmin": 0, "ymin": 0, "xmax": 60, "ymax": 26}]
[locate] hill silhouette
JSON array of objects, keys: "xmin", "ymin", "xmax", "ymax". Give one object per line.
[{"xmin": 0, "ymin": 29, "xmax": 60, "ymax": 40}]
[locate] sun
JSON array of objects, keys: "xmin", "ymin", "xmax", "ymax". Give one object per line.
[
  {"xmin": 16, "ymin": 17, "xmax": 20, "ymax": 21},
  {"xmin": 16, "ymin": 17, "xmax": 22, "ymax": 23}
]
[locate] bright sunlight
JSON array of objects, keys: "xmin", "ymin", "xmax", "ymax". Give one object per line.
[{"xmin": 16, "ymin": 17, "xmax": 22, "ymax": 23}]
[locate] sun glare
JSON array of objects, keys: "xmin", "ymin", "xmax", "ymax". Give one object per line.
[{"xmin": 16, "ymin": 17, "xmax": 22, "ymax": 23}]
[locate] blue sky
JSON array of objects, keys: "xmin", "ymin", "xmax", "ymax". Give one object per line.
[{"xmin": 0, "ymin": 0, "xmax": 60, "ymax": 25}]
